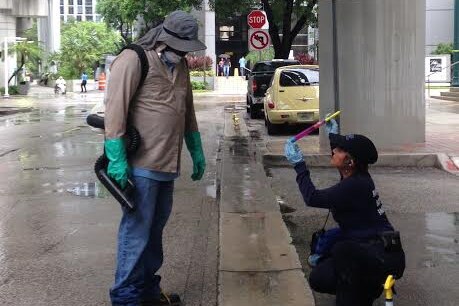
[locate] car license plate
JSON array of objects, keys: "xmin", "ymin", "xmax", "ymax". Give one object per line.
[{"xmin": 298, "ymin": 112, "xmax": 314, "ymax": 121}]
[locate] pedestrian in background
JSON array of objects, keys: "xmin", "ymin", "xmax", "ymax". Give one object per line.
[
  {"xmin": 104, "ymin": 10, "xmax": 206, "ymax": 306},
  {"xmin": 218, "ymin": 58, "xmax": 224, "ymax": 76},
  {"xmin": 284, "ymin": 119, "xmax": 405, "ymax": 306},
  {"xmin": 223, "ymin": 58, "xmax": 231, "ymax": 78},
  {"xmin": 238, "ymin": 56, "xmax": 246, "ymax": 77},
  {"xmin": 81, "ymin": 71, "xmax": 88, "ymax": 93}
]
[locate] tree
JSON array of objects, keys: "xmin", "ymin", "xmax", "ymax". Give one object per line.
[
  {"xmin": 8, "ymin": 40, "xmax": 43, "ymax": 84},
  {"xmin": 57, "ymin": 21, "xmax": 121, "ymax": 79},
  {"xmin": 97, "ymin": 0, "xmax": 202, "ymax": 45},
  {"xmin": 211, "ymin": 0, "xmax": 317, "ymax": 59}
]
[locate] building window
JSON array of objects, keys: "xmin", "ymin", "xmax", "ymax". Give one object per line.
[
  {"xmin": 60, "ymin": 6, "xmax": 64, "ymax": 14},
  {"xmin": 69, "ymin": 6, "xmax": 74, "ymax": 14},
  {"xmin": 60, "ymin": 0, "xmax": 64, "ymax": 5},
  {"xmin": 86, "ymin": 15, "xmax": 93, "ymax": 21},
  {"xmin": 61, "ymin": 16, "xmax": 65, "ymax": 21},
  {"xmin": 68, "ymin": 0, "xmax": 73, "ymax": 5},
  {"xmin": 85, "ymin": 6, "xmax": 92, "ymax": 14},
  {"xmin": 77, "ymin": 15, "xmax": 82, "ymax": 21},
  {"xmin": 96, "ymin": 15, "xmax": 102, "ymax": 22},
  {"xmin": 77, "ymin": 0, "xmax": 82, "ymax": 4},
  {"xmin": 86, "ymin": 0, "xmax": 92, "ymax": 4},
  {"xmin": 77, "ymin": 5, "xmax": 83, "ymax": 14},
  {"xmin": 219, "ymin": 26, "xmax": 235, "ymax": 41}
]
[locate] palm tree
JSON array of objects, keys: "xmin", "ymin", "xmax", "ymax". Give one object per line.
[{"xmin": 8, "ymin": 41, "xmax": 43, "ymax": 85}]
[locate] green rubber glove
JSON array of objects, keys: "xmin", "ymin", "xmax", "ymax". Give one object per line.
[
  {"xmin": 185, "ymin": 131, "xmax": 206, "ymax": 181},
  {"xmin": 104, "ymin": 138, "xmax": 129, "ymax": 189}
]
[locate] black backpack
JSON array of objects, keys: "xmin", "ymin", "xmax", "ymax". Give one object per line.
[{"xmin": 120, "ymin": 44, "xmax": 150, "ymax": 90}]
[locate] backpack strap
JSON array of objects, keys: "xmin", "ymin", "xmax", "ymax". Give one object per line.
[{"xmin": 120, "ymin": 44, "xmax": 149, "ymax": 90}]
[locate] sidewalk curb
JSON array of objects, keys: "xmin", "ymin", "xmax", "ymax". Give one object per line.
[
  {"xmin": 261, "ymin": 153, "xmax": 459, "ymax": 176},
  {"xmin": 218, "ymin": 110, "xmax": 315, "ymax": 306}
]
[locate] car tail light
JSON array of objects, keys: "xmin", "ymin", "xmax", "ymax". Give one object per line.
[
  {"xmin": 252, "ymin": 80, "xmax": 257, "ymax": 92},
  {"xmin": 268, "ymin": 100, "xmax": 275, "ymax": 109}
]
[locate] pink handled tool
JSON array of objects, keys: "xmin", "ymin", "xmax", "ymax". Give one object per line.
[{"xmin": 292, "ymin": 111, "xmax": 341, "ymax": 142}]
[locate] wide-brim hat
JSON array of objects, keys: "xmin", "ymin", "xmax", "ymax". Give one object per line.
[
  {"xmin": 157, "ymin": 10, "xmax": 207, "ymax": 52},
  {"xmin": 329, "ymin": 133, "xmax": 378, "ymax": 164}
]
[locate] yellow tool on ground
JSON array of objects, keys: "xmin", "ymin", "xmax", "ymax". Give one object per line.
[{"xmin": 384, "ymin": 275, "xmax": 395, "ymax": 306}]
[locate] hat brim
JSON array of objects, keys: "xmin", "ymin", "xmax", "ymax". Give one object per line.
[{"xmin": 158, "ymin": 31, "xmax": 207, "ymax": 52}]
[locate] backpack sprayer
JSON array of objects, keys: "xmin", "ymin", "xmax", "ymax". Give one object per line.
[{"xmin": 86, "ymin": 114, "xmax": 139, "ymax": 211}]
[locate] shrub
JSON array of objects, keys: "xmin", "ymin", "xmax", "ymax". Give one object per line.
[
  {"xmin": 0, "ymin": 86, "xmax": 19, "ymax": 95},
  {"xmin": 191, "ymin": 81, "xmax": 208, "ymax": 90},
  {"xmin": 294, "ymin": 53, "xmax": 318, "ymax": 65},
  {"xmin": 190, "ymin": 70, "xmax": 214, "ymax": 77},
  {"xmin": 432, "ymin": 42, "xmax": 453, "ymax": 55},
  {"xmin": 186, "ymin": 55, "xmax": 213, "ymax": 71}
]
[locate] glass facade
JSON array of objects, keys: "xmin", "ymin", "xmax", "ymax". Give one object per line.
[{"xmin": 59, "ymin": 0, "xmax": 102, "ymax": 23}]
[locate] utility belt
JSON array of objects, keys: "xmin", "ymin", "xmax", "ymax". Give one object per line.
[{"xmin": 365, "ymin": 231, "xmax": 405, "ymax": 279}]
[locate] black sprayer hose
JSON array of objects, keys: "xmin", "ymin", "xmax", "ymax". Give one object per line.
[{"xmin": 87, "ymin": 114, "xmax": 140, "ymax": 210}]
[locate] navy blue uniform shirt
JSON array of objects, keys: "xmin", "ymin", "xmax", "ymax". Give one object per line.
[{"xmin": 294, "ymin": 162, "xmax": 393, "ymax": 239}]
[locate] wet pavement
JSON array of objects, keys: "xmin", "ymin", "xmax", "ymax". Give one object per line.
[
  {"xmin": 267, "ymin": 166, "xmax": 459, "ymax": 306},
  {"xmin": 1, "ymin": 84, "xmax": 458, "ymax": 305},
  {"xmin": 0, "ymin": 86, "xmax": 224, "ymax": 305}
]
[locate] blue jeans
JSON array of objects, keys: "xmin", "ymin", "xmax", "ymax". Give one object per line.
[
  {"xmin": 224, "ymin": 66, "xmax": 230, "ymax": 77},
  {"xmin": 110, "ymin": 177, "xmax": 174, "ymax": 305}
]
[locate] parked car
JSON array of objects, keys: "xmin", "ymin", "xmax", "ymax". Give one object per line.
[
  {"xmin": 263, "ymin": 65, "xmax": 319, "ymax": 135},
  {"xmin": 246, "ymin": 59, "xmax": 300, "ymax": 119}
]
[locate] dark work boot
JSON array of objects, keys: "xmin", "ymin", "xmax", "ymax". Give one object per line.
[{"xmin": 140, "ymin": 292, "xmax": 181, "ymax": 306}]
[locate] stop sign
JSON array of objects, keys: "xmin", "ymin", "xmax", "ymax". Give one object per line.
[{"xmin": 247, "ymin": 10, "xmax": 266, "ymax": 29}]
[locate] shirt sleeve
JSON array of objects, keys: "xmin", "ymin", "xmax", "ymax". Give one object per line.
[
  {"xmin": 294, "ymin": 162, "xmax": 350, "ymax": 209},
  {"xmin": 104, "ymin": 49, "xmax": 141, "ymax": 139},
  {"xmin": 184, "ymin": 64, "xmax": 198, "ymax": 133}
]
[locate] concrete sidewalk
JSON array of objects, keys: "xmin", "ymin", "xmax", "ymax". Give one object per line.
[
  {"xmin": 219, "ymin": 107, "xmax": 315, "ymax": 306},
  {"xmin": 261, "ymin": 97, "xmax": 459, "ymax": 176}
]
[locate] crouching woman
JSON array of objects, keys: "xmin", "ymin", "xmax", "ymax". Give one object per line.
[{"xmin": 284, "ymin": 120, "xmax": 405, "ymax": 306}]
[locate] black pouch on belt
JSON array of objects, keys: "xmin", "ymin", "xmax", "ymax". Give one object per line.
[
  {"xmin": 379, "ymin": 231, "xmax": 403, "ymax": 252},
  {"xmin": 379, "ymin": 231, "xmax": 405, "ymax": 279}
]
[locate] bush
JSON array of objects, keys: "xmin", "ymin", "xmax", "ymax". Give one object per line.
[
  {"xmin": 432, "ymin": 42, "xmax": 453, "ymax": 55},
  {"xmin": 186, "ymin": 55, "xmax": 213, "ymax": 71},
  {"xmin": 294, "ymin": 53, "xmax": 318, "ymax": 65},
  {"xmin": 191, "ymin": 81, "xmax": 208, "ymax": 90},
  {"xmin": 0, "ymin": 86, "xmax": 19, "ymax": 95},
  {"xmin": 189, "ymin": 70, "xmax": 214, "ymax": 77}
]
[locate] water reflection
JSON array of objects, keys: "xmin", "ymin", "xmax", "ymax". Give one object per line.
[{"xmin": 424, "ymin": 212, "xmax": 458, "ymax": 265}]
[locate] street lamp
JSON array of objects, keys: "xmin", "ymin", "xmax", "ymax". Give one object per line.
[{"xmin": 3, "ymin": 37, "xmax": 27, "ymax": 98}]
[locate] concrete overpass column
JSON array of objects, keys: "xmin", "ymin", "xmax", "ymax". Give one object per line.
[{"xmin": 319, "ymin": 0, "xmax": 426, "ymax": 149}]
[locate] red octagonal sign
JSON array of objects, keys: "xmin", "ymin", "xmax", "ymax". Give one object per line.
[{"xmin": 247, "ymin": 10, "xmax": 266, "ymax": 29}]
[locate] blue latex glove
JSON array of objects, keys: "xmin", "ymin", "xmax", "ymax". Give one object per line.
[
  {"xmin": 325, "ymin": 115, "xmax": 339, "ymax": 135},
  {"xmin": 284, "ymin": 138, "xmax": 304, "ymax": 165}
]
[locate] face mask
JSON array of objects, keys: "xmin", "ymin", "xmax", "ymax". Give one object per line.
[{"xmin": 162, "ymin": 50, "xmax": 183, "ymax": 65}]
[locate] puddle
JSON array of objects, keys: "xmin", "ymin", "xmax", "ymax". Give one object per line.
[
  {"xmin": 206, "ymin": 184, "xmax": 217, "ymax": 199},
  {"xmin": 421, "ymin": 212, "xmax": 458, "ymax": 266},
  {"xmin": 66, "ymin": 182, "xmax": 110, "ymax": 198}
]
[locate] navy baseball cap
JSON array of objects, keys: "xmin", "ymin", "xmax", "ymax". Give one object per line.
[{"xmin": 329, "ymin": 133, "xmax": 378, "ymax": 164}]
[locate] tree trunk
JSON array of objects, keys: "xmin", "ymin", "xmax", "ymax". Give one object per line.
[{"xmin": 8, "ymin": 62, "xmax": 25, "ymax": 85}]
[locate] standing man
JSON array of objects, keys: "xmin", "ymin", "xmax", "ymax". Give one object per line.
[
  {"xmin": 238, "ymin": 55, "xmax": 246, "ymax": 77},
  {"xmin": 81, "ymin": 71, "xmax": 88, "ymax": 93},
  {"xmin": 104, "ymin": 10, "xmax": 206, "ymax": 306}
]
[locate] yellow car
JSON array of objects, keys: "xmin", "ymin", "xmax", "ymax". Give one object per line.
[{"xmin": 263, "ymin": 65, "xmax": 319, "ymax": 135}]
